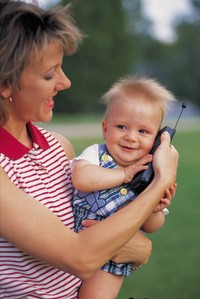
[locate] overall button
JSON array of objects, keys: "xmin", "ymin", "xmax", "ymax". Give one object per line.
[
  {"xmin": 102, "ymin": 154, "xmax": 109, "ymax": 162},
  {"xmin": 120, "ymin": 188, "xmax": 127, "ymax": 195}
]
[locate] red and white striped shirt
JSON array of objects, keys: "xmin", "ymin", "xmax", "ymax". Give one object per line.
[{"xmin": 0, "ymin": 123, "xmax": 82, "ymax": 298}]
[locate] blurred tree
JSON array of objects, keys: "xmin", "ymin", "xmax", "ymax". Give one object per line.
[
  {"xmin": 53, "ymin": 0, "xmax": 200, "ymax": 113},
  {"xmin": 168, "ymin": 22, "xmax": 200, "ymax": 107},
  {"xmin": 54, "ymin": 0, "xmax": 143, "ymax": 114},
  {"xmin": 132, "ymin": 0, "xmax": 200, "ymax": 108},
  {"xmin": 167, "ymin": 0, "xmax": 200, "ymax": 107}
]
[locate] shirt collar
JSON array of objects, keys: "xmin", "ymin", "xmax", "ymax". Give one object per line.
[{"xmin": 0, "ymin": 122, "xmax": 50, "ymax": 160}]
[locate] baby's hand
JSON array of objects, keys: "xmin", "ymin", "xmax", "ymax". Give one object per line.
[
  {"xmin": 153, "ymin": 183, "xmax": 177, "ymax": 213},
  {"xmin": 123, "ymin": 154, "xmax": 153, "ymax": 183}
]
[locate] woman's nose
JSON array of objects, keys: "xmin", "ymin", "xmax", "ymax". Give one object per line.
[{"xmin": 56, "ymin": 72, "xmax": 71, "ymax": 91}]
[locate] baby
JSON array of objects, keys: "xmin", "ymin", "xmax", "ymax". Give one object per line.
[{"xmin": 71, "ymin": 75, "xmax": 177, "ymax": 299}]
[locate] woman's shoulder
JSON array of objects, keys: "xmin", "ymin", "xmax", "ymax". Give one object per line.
[
  {"xmin": 49, "ymin": 131, "xmax": 75, "ymax": 160},
  {"xmin": 32, "ymin": 124, "xmax": 75, "ymax": 160}
]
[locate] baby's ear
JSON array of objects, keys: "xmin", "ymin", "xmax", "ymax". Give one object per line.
[{"xmin": 102, "ymin": 119, "xmax": 107, "ymax": 139}]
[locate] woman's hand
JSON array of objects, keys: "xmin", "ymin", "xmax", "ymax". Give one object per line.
[
  {"xmin": 111, "ymin": 230, "xmax": 152, "ymax": 265},
  {"xmin": 82, "ymin": 219, "xmax": 152, "ymax": 266},
  {"xmin": 153, "ymin": 132, "xmax": 179, "ymax": 188}
]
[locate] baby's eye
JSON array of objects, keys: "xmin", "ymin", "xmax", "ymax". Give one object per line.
[
  {"xmin": 117, "ymin": 124, "xmax": 127, "ymax": 130},
  {"xmin": 139, "ymin": 129, "xmax": 148, "ymax": 134}
]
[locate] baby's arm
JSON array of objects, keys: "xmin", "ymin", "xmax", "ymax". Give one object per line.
[
  {"xmin": 72, "ymin": 154, "xmax": 152, "ymax": 192},
  {"xmin": 141, "ymin": 211, "xmax": 165, "ymax": 233},
  {"xmin": 142, "ymin": 183, "xmax": 177, "ymax": 233}
]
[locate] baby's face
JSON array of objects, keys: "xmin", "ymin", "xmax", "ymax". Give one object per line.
[{"xmin": 102, "ymin": 97, "xmax": 163, "ymax": 167}]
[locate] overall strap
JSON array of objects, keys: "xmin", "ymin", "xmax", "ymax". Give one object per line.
[{"xmin": 98, "ymin": 144, "xmax": 117, "ymax": 169}]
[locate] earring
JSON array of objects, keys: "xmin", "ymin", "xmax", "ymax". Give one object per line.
[{"xmin": 9, "ymin": 97, "xmax": 12, "ymax": 102}]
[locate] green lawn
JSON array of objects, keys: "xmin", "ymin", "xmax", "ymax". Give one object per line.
[{"xmin": 70, "ymin": 130, "xmax": 200, "ymax": 299}]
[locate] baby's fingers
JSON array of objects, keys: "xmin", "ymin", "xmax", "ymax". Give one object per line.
[
  {"xmin": 136, "ymin": 154, "xmax": 153, "ymax": 166},
  {"xmin": 160, "ymin": 197, "xmax": 171, "ymax": 207},
  {"xmin": 164, "ymin": 188, "xmax": 172, "ymax": 200},
  {"xmin": 124, "ymin": 165, "xmax": 148, "ymax": 183},
  {"xmin": 165, "ymin": 183, "xmax": 177, "ymax": 199},
  {"xmin": 169, "ymin": 183, "xmax": 177, "ymax": 197}
]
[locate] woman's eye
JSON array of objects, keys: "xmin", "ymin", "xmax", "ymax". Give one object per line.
[
  {"xmin": 44, "ymin": 73, "xmax": 54, "ymax": 80},
  {"xmin": 117, "ymin": 125, "xmax": 127, "ymax": 130}
]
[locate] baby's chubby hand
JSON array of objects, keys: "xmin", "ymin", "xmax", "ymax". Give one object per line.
[
  {"xmin": 123, "ymin": 154, "xmax": 153, "ymax": 183},
  {"xmin": 153, "ymin": 183, "xmax": 177, "ymax": 213}
]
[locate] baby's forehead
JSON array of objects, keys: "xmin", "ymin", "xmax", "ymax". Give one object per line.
[
  {"xmin": 107, "ymin": 94, "xmax": 156, "ymax": 109},
  {"xmin": 106, "ymin": 96, "xmax": 163, "ymax": 124},
  {"xmin": 108, "ymin": 94, "xmax": 164, "ymax": 118}
]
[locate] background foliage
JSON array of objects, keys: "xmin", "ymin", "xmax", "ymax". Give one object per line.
[{"xmin": 52, "ymin": 0, "xmax": 200, "ymax": 114}]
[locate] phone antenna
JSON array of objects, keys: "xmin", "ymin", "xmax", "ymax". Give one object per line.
[{"xmin": 174, "ymin": 102, "xmax": 187, "ymax": 130}]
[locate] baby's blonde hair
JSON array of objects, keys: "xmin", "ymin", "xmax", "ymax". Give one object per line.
[{"xmin": 101, "ymin": 74, "xmax": 176, "ymax": 121}]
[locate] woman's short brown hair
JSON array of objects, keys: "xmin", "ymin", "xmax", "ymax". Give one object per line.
[{"xmin": 0, "ymin": 0, "xmax": 83, "ymax": 125}]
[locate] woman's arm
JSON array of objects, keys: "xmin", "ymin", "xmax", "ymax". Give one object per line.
[
  {"xmin": 0, "ymin": 132, "xmax": 178, "ymax": 280},
  {"xmin": 51, "ymin": 131, "xmax": 76, "ymax": 159},
  {"xmin": 81, "ymin": 219, "xmax": 152, "ymax": 265}
]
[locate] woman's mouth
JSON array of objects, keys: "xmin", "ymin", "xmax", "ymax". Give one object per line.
[{"xmin": 46, "ymin": 97, "xmax": 54, "ymax": 109}]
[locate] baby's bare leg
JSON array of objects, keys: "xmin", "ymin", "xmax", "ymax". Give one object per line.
[{"xmin": 78, "ymin": 270, "xmax": 123, "ymax": 299}]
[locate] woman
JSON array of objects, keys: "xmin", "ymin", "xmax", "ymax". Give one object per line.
[{"xmin": 0, "ymin": 1, "xmax": 179, "ymax": 298}]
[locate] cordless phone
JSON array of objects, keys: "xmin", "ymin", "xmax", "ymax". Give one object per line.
[{"xmin": 130, "ymin": 102, "xmax": 187, "ymax": 194}]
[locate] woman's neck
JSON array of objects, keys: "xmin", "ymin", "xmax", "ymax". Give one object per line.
[{"xmin": 3, "ymin": 119, "xmax": 33, "ymax": 149}]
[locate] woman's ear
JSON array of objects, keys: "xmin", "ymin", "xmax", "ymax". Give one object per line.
[
  {"xmin": 102, "ymin": 119, "xmax": 107, "ymax": 140},
  {"xmin": 0, "ymin": 85, "xmax": 13, "ymax": 99}
]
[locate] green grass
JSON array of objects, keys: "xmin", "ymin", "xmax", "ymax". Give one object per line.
[{"xmin": 70, "ymin": 130, "xmax": 200, "ymax": 299}]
